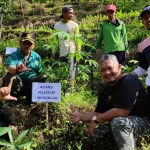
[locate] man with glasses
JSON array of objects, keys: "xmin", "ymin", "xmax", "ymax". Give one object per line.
[{"xmin": 3, "ymin": 32, "xmax": 47, "ymax": 106}]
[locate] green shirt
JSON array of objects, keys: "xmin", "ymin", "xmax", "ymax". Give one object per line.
[
  {"xmin": 91, "ymin": 19, "xmax": 129, "ymax": 54},
  {"xmin": 6, "ymin": 49, "xmax": 42, "ymax": 82}
]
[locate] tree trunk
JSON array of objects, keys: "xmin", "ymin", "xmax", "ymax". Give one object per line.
[
  {"xmin": 19, "ymin": 0, "xmax": 26, "ymax": 31},
  {"xmin": 0, "ymin": 13, "xmax": 4, "ymax": 41}
]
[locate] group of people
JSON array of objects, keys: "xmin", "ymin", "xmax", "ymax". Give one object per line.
[
  {"xmin": 51, "ymin": 4, "xmax": 129, "ymax": 83},
  {"xmin": 0, "ymin": 3, "xmax": 150, "ymax": 150},
  {"xmin": 69, "ymin": 4, "xmax": 150, "ymax": 150}
]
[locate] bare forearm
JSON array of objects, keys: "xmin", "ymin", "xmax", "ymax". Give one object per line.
[
  {"xmin": 96, "ymin": 108, "xmax": 130, "ymax": 123},
  {"xmin": 80, "ymin": 112, "xmax": 100, "ymax": 122},
  {"xmin": 8, "ymin": 66, "xmax": 17, "ymax": 75}
]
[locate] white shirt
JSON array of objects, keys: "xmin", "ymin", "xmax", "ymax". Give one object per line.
[{"xmin": 54, "ymin": 20, "xmax": 79, "ymax": 57}]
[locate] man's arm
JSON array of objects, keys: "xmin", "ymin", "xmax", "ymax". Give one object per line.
[
  {"xmin": 90, "ymin": 24, "xmax": 103, "ymax": 52},
  {"xmin": 69, "ymin": 106, "xmax": 100, "ymax": 123},
  {"xmin": 88, "ymin": 108, "xmax": 130, "ymax": 135},
  {"xmin": 96, "ymin": 108, "xmax": 130, "ymax": 123},
  {"xmin": 122, "ymin": 23, "xmax": 129, "ymax": 52},
  {"xmin": 8, "ymin": 65, "xmax": 17, "ymax": 75},
  {"xmin": 132, "ymin": 52, "xmax": 148, "ymax": 77},
  {"xmin": 8, "ymin": 61, "xmax": 32, "ymax": 75}
]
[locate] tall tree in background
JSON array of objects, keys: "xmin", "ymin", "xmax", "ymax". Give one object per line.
[{"xmin": 0, "ymin": 0, "xmax": 13, "ymax": 40}]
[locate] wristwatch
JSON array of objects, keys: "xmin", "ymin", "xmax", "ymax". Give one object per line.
[{"xmin": 92, "ymin": 116, "xmax": 99, "ymax": 124}]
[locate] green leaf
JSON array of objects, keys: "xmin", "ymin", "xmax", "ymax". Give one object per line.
[
  {"xmin": 15, "ymin": 129, "xmax": 29, "ymax": 143},
  {"xmin": 0, "ymin": 139, "xmax": 11, "ymax": 146},
  {"xmin": 6, "ymin": 147, "xmax": 13, "ymax": 150},
  {"xmin": 17, "ymin": 141, "xmax": 32, "ymax": 148},
  {"xmin": 0, "ymin": 127, "xmax": 12, "ymax": 136},
  {"xmin": 8, "ymin": 129, "xmax": 14, "ymax": 144}
]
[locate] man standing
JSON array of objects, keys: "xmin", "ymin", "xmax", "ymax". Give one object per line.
[
  {"xmin": 91, "ymin": 4, "xmax": 129, "ymax": 65},
  {"xmin": 51, "ymin": 5, "xmax": 80, "ymax": 81},
  {"xmin": 132, "ymin": 5, "xmax": 150, "ymax": 100},
  {"xmin": 4, "ymin": 32, "xmax": 47, "ymax": 105},
  {"xmin": 69, "ymin": 54, "xmax": 150, "ymax": 150}
]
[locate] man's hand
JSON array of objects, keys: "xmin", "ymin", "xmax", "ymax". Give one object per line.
[
  {"xmin": 69, "ymin": 106, "xmax": 81, "ymax": 123},
  {"xmin": 125, "ymin": 51, "xmax": 129, "ymax": 58},
  {"xmin": 0, "ymin": 78, "xmax": 17, "ymax": 101},
  {"xmin": 10, "ymin": 125, "xmax": 18, "ymax": 138},
  {"xmin": 16, "ymin": 59, "xmax": 31, "ymax": 73},
  {"xmin": 88, "ymin": 121, "xmax": 98, "ymax": 136}
]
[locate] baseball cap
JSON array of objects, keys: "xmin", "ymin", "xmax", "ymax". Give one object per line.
[
  {"xmin": 106, "ymin": 4, "xmax": 116, "ymax": 12},
  {"xmin": 60, "ymin": 5, "xmax": 73, "ymax": 18},
  {"xmin": 140, "ymin": 5, "xmax": 150, "ymax": 18},
  {"xmin": 21, "ymin": 32, "xmax": 36, "ymax": 43}
]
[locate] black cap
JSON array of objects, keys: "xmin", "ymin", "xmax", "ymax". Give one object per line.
[
  {"xmin": 140, "ymin": 5, "xmax": 150, "ymax": 18},
  {"xmin": 21, "ymin": 32, "xmax": 36, "ymax": 43},
  {"xmin": 60, "ymin": 5, "xmax": 73, "ymax": 18}
]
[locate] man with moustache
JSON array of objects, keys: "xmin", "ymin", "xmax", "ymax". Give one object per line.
[
  {"xmin": 69, "ymin": 54, "xmax": 150, "ymax": 150},
  {"xmin": 3, "ymin": 32, "xmax": 47, "ymax": 106}
]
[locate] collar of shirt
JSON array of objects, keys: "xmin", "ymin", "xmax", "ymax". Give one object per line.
[{"xmin": 18, "ymin": 48, "xmax": 34, "ymax": 59}]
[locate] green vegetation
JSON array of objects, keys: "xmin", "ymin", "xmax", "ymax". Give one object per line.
[{"xmin": 0, "ymin": 0, "xmax": 149, "ymax": 149}]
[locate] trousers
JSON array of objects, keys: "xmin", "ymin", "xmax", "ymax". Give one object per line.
[
  {"xmin": 83, "ymin": 116, "xmax": 150, "ymax": 150},
  {"xmin": 109, "ymin": 51, "xmax": 125, "ymax": 66}
]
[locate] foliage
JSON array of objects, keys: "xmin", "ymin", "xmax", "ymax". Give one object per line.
[
  {"xmin": 0, "ymin": 0, "xmax": 14, "ymax": 40},
  {"xmin": 0, "ymin": 127, "xmax": 33, "ymax": 150},
  {"xmin": 0, "ymin": 0, "xmax": 150, "ymax": 149}
]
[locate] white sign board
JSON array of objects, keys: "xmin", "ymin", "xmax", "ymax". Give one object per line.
[
  {"xmin": 6, "ymin": 47, "xmax": 17, "ymax": 55},
  {"xmin": 32, "ymin": 82, "xmax": 61, "ymax": 102}
]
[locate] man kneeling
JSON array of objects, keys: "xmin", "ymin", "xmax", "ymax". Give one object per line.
[
  {"xmin": 69, "ymin": 54, "xmax": 150, "ymax": 150},
  {"xmin": 3, "ymin": 32, "xmax": 47, "ymax": 106}
]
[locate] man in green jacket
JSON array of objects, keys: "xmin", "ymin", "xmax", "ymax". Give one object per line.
[{"xmin": 91, "ymin": 4, "xmax": 129, "ymax": 65}]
